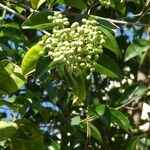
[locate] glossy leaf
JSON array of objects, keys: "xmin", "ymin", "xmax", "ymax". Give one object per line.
[
  {"xmin": 113, "ymin": 0, "xmax": 126, "ymax": 15},
  {"xmin": 99, "ymin": 26, "xmax": 121, "ymax": 58},
  {"xmin": 127, "ymin": 136, "xmax": 140, "ymax": 150},
  {"xmin": 110, "ymin": 108, "xmax": 130, "ymax": 132},
  {"xmin": 21, "ymin": 43, "xmax": 44, "ymax": 75},
  {"xmin": 0, "ymin": 121, "xmax": 18, "ymax": 141},
  {"xmin": 0, "ymin": 60, "xmax": 26, "ymax": 93},
  {"xmin": 11, "ymin": 119, "xmax": 45, "ymax": 150},
  {"xmin": 0, "ymin": 23, "xmax": 29, "ymax": 45},
  {"xmin": 69, "ymin": 73, "xmax": 86, "ymax": 104},
  {"xmin": 94, "ymin": 54, "xmax": 122, "ymax": 78},
  {"xmin": 22, "ymin": 11, "xmax": 54, "ymax": 30},
  {"xmin": 80, "ymin": 122, "xmax": 102, "ymax": 143},
  {"xmin": 95, "ymin": 104, "xmax": 106, "ymax": 116},
  {"xmin": 31, "ymin": 0, "xmax": 46, "ymax": 9},
  {"xmin": 124, "ymin": 39, "xmax": 150, "ymax": 61},
  {"xmin": 121, "ymin": 83, "xmax": 148, "ymax": 104},
  {"xmin": 35, "ymin": 56, "xmax": 51, "ymax": 79}
]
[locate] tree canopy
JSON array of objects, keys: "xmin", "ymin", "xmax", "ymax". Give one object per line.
[{"xmin": 0, "ymin": 0, "xmax": 150, "ymax": 149}]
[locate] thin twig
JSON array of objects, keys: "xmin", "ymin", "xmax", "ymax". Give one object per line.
[
  {"xmin": 68, "ymin": 12, "xmax": 150, "ymax": 27},
  {"xmin": 0, "ymin": 3, "xmax": 26, "ymax": 20},
  {"xmin": 115, "ymin": 87, "xmax": 150, "ymax": 110},
  {"xmin": 132, "ymin": 7, "xmax": 150, "ymax": 26},
  {"xmin": 0, "ymin": 2, "xmax": 50, "ymax": 36},
  {"xmin": 5, "ymin": 0, "xmax": 38, "ymax": 13}
]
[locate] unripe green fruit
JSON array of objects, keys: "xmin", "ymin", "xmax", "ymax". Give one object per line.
[
  {"xmin": 71, "ymin": 22, "xmax": 79, "ymax": 28},
  {"xmin": 82, "ymin": 18, "xmax": 86, "ymax": 23},
  {"xmin": 94, "ymin": 54, "xmax": 99, "ymax": 60},
  {"xmin": 63, "ymin": 21, "xmax": 69, "ymax": 26},
  {"xmin": 48, "ymin": 15, "xmax": 53, "ymax": 20},
  {"xmin": 86, "ymin": 75, "xmax": 91, "ymax": 80},
  {"xmin": 90, "ymin": 68, "xmax": 95, "ymax": 72},
  {"xmin": 46, "ymin": 12, "xmax": 105, "ymax": 76}
]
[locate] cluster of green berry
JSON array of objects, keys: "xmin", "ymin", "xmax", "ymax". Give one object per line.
[
  {"xmin": 99, "ymin": 0, "xmax": 111, "ymax": 7},
  {"xmin": 45, "ymin": 12, "xmax": 105, "ymax": 77}
]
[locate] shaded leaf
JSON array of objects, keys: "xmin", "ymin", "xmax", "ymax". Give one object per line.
[
  {"xmin": 99, "ymin": 26, "xmax": 121, "ymax": 57},
  {"xmin": 110, "ymin": 108, "xmax": 130, "ymax": 132},
  {"xmin": 124, "ymin": 39, "xmax": 150, "ymax": 61},
  {"xmin": 80, "ymin": 122, "xmax": 102, "ymax": 143},
  {"xmin": 68, "ymin": 73, "xmax": 86, "ymax": 104},
  {"xmin": 113, "ymin": 0, "xmax": 126, "ymax": 15},
  {"xmin": 0, "ymin": 121, "xmax": 18, "ymax": 141},
  {"xmin": 0, "ymin": 60, "xmax": 26, "ymax": 93},
  {"xmin": 35, "ymin": 56, "xmax": 51, "ymax": 79},
  {"xmin": 121, "ymin": 83, "xmax": 148, "ymax": 104},
  {"xmin": 94, "ymin": 54, "xmax": 122, "ymax": 78},
  {"xmin": 22, "ymin": 11, "xmax": 54, "ymax": 30},
  {"xmin": 127, "ymin": 136, "xmax": 140, "ymax": 150}
]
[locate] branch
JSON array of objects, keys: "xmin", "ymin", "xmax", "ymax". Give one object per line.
[
  {"xmin": 0, "ymin": 3, "xmax": 50, "ymax": 36},
  {"xmin": 115, "ymin": 87, "xmax": 150, "ymax": 110},
  {"xmin": 68, "ymin": 12, "xmax": 150, "ymax": 27},
  {"xmin": 0, "ymin": 3, "xmax": 26, "ymax": 20},
  {"xmin": 4, "ymin": 0, "xmax": 38, "ymax": 13}
]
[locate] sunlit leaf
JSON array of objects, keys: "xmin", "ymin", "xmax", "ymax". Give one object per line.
[
  {"xmin": 22, "ymin": 11, "xmax": 54, "ymax": 30},
  {"xmin": 0, "ymin": 60, "xmax": 26, "ymax": 93},
  {"xmin": 0, "ymin": 121, "xmax": 18, "ymax": 142},
  {"xmin": 110, "ymin": 108, "xmax": 130, "ymax": 132},
  {"xmin": 31, "ymin": 0, "xmax": 46, "ymax": 9},
  {"xmin": 21, "ymin": 43, "xmax": 44, "ymax": 75}
]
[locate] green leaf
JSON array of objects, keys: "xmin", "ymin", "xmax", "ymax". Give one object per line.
[
  {"xmin": 121, "ymin": 83, "xmax": 148, "ymax": 104},
  {"xmin": 95, "ymin": 104, "xmax": 106, "ymax": 116},
  {"xmin": 11, "ymin": 119, "xmax": 45, "ymax": 150},
  {"xmin": 35, "ymin": 56, "xmax": 51, "ymax": 79},
  {"xmin": 21, "ymin": 43, "xmax": 44, "ymax": 75},
  {"xmin": 22, "ymin": 10, "xmax": 55, "ymax": 30},
  {"xmin": 90, "ymin": 124, "xmax": 102, "ymax": 143},
  {"xmin": 113, "ymin": 0, "xmax": 126, "ymax": 15},
  {"xmin": 31, "ymin": 0, "xmax": 46, "ymax": 9},
  {"xmin": 110, "ymin": 108, "xmax": 130, "ymax": 132},
  {"xmin": 99, "ymin": 106, "xmax": 111, "ymax": 129},
  {"xmin": 0, "ymin": 23, "xmax": 22, "ymax": 43},
  {"xmin": 50, "ymin": 139, "xmax": 60, "ymax": 150},
  {"xmin": 127, "ymin": 136, "xmax": 140, "ymax": 150},
  {"xmin": 124, "ymin": 39, "xmax": 150, "ymax": 62},
  {"xmin": 67, "ymin": 73, "xmax": 86, "ymax": 104},
  {"xmin": 0, "ymin": 60, "xmax": 26, "ymax": 93},
  {"xmin": 94, "ymin": 54, "xmax": 122, "ymax": 78},
  {"xmin": 71, "ymin": 116, "xmax": 81, "ymax": 125},
  {"xmin": 99, "ymin": 26, "xmax": 121, "ymax": 58},
  {"xmin": 0, "ymin": 121, "xmax": 18, "ymax": 141},
  {"xmin": 80, "ymin": 122, "xmax": 102, "ymax": 143},
  {"xmin": 57, "ymin": 0, "xmax": 87, "ymax": 9}
]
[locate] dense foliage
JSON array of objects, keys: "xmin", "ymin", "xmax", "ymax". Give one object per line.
[{"xmin": 0, "ymin": 0, "xmax": 150, "ymax": 149}]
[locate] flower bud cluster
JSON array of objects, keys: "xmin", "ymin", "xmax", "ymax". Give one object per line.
[
  {"xmin": 46, "ymin": 12, "xmax": 105, "ymax": 77},
  {"xmin": 99, "ymin": 0, "xmax": 111, "ymax": 7},
  {"xmin": 48, "ymin": 12, "xmax": 69, "ymax": 28}
]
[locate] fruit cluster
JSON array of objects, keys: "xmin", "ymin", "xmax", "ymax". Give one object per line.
[
  {"xmin": 45, "ymin": 12, "xmax": 105, "ymax": 77},
  {"xmin": 99, "ymin": 0, "xmax": 111, "ymax": 7}
]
